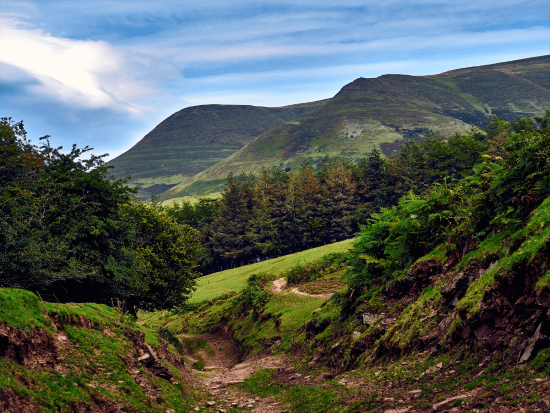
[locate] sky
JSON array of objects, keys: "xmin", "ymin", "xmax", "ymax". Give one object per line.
[{"xmin": 0, "ymin": 1, "xmax": 549, "ymax": 161}]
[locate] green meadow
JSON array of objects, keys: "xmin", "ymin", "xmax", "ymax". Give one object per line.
[{"xmin": 189, "ymin": 238, "xmax": 354, "ymax": 303}]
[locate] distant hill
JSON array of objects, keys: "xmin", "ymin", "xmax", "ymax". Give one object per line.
[
  {"xmin": 162, "ymin": 55, "xmax": 550, "ymax": 200},
  {"xmin": 106, "ymin": 101, "xmax": 327, "ymax": 196}
]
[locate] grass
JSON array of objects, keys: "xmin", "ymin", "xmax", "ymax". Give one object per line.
[
  {"xmin": 190, "ymin": 238, "xmax": 354, "ymax": 303},
  {"xmin": 377, "ymin": 284, "xmax": 444, "ymax": 352},
  {"xmin": 0, "ymin": 288, "xmax": 205, "ymax": 412}
]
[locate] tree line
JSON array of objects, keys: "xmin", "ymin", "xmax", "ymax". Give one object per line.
[{"xmin": 163, "ymin": 126, "xmax": 488, "ymax": 273}]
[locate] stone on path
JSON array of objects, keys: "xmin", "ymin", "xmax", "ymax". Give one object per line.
[{"xmin": 432, "ymin": 394, "xmax": 468, "ymax": 411}]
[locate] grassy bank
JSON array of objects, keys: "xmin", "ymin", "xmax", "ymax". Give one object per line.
[{"xmin": 190, "ymin": 238, "xmax": 354, "ymax": 303}]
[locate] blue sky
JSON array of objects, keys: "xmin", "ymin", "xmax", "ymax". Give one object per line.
[{"xmin": 0, "ymin": 0, "xmax": 548, "ymax": 160}]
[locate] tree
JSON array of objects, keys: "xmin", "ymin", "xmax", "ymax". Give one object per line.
[
  {"xmin": 123, "ymin": 202, "xmax": 201, "ymax": 312},
  {"xmin": 0, "ymin": 119, "xmax": 201, "ymax": 312}
]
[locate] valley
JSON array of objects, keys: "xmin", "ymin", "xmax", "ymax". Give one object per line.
[{"xmin": 2, "ymin": 56, "xmax": 550, "ymax": 412}]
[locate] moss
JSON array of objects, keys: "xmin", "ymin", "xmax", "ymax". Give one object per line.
[
  {"xmin": 414, "ymin": 245, "xmax": 448, "ymax": 265},
  {"xmin": 458, "ymin": 196, "xmax": 550, "ymax": 318},
  {"xmin": 535, "ymin": 270, "xmax": 550, "ymax": 298},
  {"xmin": 0, "ymin": 289, "xmax": 54, "ymax": 331},
  {"xmin": 0, "ymin": 288, "xmax": 199, "ymax": 412},
  {"xmin": 378, "ymin": 285, "xmax": 444, "ymax": 352}
]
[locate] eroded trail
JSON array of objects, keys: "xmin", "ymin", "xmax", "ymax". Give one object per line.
[
  {"xmin": 182, "ymin": 334, "xmax": 290, "ymax": 412},
  {"xmin": 271, "ymin": 277, "xmax": 334, "ymax": 299}
]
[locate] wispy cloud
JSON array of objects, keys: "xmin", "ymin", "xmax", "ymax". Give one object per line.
[
  {"xmin": 0, "ymin": 0, "xmax": 548, "ymax": 161},
  {"xmin": 0, "ymin": 16, "xmax": 174, "ymax": 115}
]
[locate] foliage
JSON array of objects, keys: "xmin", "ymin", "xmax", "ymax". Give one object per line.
[
  {"xmin": 122, "ymin": 202, "xmax": 201, "ymax": 311},
  {"xmin": 202, "ymin": 129, "xmax": 488, "ymax": 271},
  {"xmin": 0, "ymin": 119, "xmax": 201, "ymax": 311},
  {"xmin": 346, "ymin": 111, "xmax": 550, "ymax": 302}
]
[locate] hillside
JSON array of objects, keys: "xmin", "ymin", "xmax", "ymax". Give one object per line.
[
  {"xmin": 3, "ymin": 114, "xmax": 550, "ymax": 411},
  {"xmin": 106, "ymin": 101, "xmax": 327, "ymax": 197},
  {"xmin": 0, "ymin": 289, "xmax": 202, "ymax": 412},
  {"xmin": 163, "ymin": 54, "xmax": 550, "ymax": 199},
  {"xmin": 137, "ymin": 120, "xmax": 550, "ymax": 411},
  {"xmin": 138, "ymin": 194, "xmax": 550, "ymax": 412}
]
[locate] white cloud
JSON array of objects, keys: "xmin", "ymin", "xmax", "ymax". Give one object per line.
[{"xmin": 0, "ymin": 16, "xmax": 169, "ymax": 115}]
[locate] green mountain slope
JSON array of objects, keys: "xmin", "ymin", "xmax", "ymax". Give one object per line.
[
  {"xmin": 106, "ymin": 101, "xmax": 327, "ymax": 196},
  {"xmin": 163, "ymin": 55, "xmax": 550, "ymax": 200}
]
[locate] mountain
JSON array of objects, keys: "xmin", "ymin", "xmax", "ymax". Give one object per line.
[
  {"xmin": 106, "ymin": 101, "xmax": 327, "ymax": 197},
  {"xmin": 162, "ymin": 55, "xmax": 550, "ymax": 200}
]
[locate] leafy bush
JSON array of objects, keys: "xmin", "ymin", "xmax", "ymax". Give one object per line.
[
  {"xmin": 346, "ymin": 111, "xmax": 550, "ymax": 296},
  {"xmin": 0, "ymin": 118, "xmax": 201, "ymax": 312}
]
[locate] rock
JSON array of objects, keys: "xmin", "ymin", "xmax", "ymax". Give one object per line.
[
  {"xmin": 384, "ymin": 409, "xmax": 411, "ymax": 413},
  {"xmin": 137, "ymin": 354, "xmax": 150, "ymax": 363},
  {"xmin": 353, "ymin": 331, "xmax": 361, "ymax": 339},
  {"xmin": 145, "ymin": 344, "xmax": 158, "ymax": 361},
  {"xmin": 518, "ymin": 323, "xmax": 549, "ymax": 364},
  {"xmin": 448, "ymin": 297, "xmax": 460, "ymax": 309},
  {"xmin": 435, "ymin": 362, "xmax": 443, "ymax": 369},
  {"xmin": 473, "ymin": 324, "xmax": 489, "ymax": 340},
  {"xmin": 313, "ymin": 308, "xmax": 322, "ymax": 313},
  {"xmin": 166, "ymin": 410, "xmax": 175, "ymax": 413},
  {"xmin": 218, "ymin": 409, "xmax": 227, "ymax": 413},
  {"xmin": 193, "ymin": 407, "xmax": 200, "ymax": 411},
  {"xmin": 401, "ymin": 362, "xmax": 408, "ymax": 365},
  {"xmin": 441, "ymin": 272, "xmax": 470, "ymax": 299},
  {"xmin": 231, "ymin": 402, "xmax": 238, "ymax": 406},
  {"xmin": 206, "ymin": 401, "xmax": 216, "ymax": 406},
  {"xmin": 148, "ymin": 362, "xmax": 174, "ymax": 380},
  {"xmin": 432, "ymin": 394, "xmax": 468, "ymax": 411},
  {"xmin": 375, "ymin": 371, "xmax": 381, "ymax": 376},
  {"xmin": 363, "ymin": 313, "xmax": 384, "ymax": 326},
  {"xmin": 409, "ymin": 390, "xmax": 422, "ymax": 398}
]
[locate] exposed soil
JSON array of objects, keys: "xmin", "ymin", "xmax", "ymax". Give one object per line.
[
  {"xmin": 271, "ymin": 277, "xmax": 335, "ymax": 299},
  {"xmin": 270, "ymin": 278, "xmax": 287, "ymax": 294},
  {"xmin": 182, "ymin": 334, "xmax": 291, "ymax": 412}
]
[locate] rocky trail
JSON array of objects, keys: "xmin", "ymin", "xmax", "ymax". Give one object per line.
[
  {"xmin": 182, "ymin": 334, "xmax": 290, "ymax": 412},
  {"xmin": 180, "ymin": 330, "xmax": 550, "ymax": 413}
]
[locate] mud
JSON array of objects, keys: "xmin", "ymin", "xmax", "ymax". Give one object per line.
[{"xmin": 0, "ymin": 388, "xmax": 41, "ymax": 413}]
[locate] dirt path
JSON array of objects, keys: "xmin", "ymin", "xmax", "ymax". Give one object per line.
[
  {"xmin": 270, "ymin": 277, "xmax": 287, "ymax": 293},
  {"xmin": 271, "ymin": 277, "xmax": 334, "ymax": 299},
  {"xmin": 183, "ymin": 334, "xmax": 290, "ymax": 412}
]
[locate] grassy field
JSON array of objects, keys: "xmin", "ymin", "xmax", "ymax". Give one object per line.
[{"xmin": 189, "ymin": 238, "xmax": 354, "ymax": 303}]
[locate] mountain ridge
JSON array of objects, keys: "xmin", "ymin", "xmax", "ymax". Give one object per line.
[
  {"xmin": 106, "ymin": 100, "xmax": 328, "ymax": 196},
  {"xmin": 162, "ymin": 55, "xmax": 550, "ymax": 200}
]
